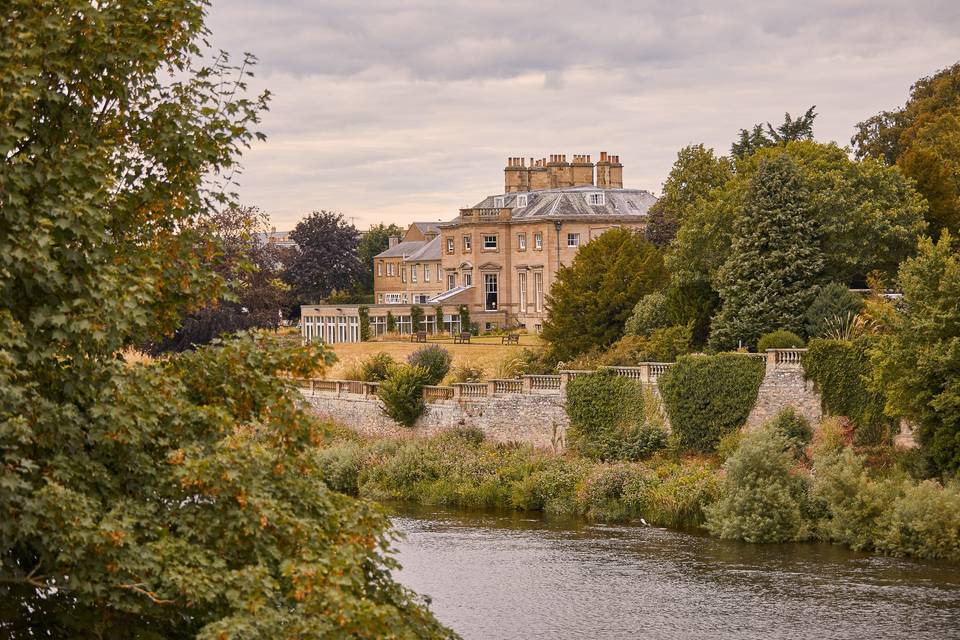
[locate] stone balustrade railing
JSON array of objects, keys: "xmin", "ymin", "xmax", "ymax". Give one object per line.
[{"xmin": 295, "ymin": 350, "xmax": 807, "ymax": 403}]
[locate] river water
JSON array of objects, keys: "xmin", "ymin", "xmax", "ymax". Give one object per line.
[{"xmin": 390, "ymin": 505, "xmax": 960, "ymax": 640}]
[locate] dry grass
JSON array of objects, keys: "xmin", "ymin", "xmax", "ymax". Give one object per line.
[{"xmin": 323, "ymin": 334, "xmax": 543, "ymax": 380}]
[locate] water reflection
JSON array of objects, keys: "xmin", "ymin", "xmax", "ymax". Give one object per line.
[{"xmin": 389, "ymin": 505, "xmax": 960, "ymax": 640}]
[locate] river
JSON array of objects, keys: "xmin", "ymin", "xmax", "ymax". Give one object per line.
[{"xmin": 390, "ymin": 505, "xmax": 960, "ymax": 640}]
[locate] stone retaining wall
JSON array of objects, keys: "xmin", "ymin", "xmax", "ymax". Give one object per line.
[{"xmin": 302, "ymin": 350, "xmax": 821, "ymax": 449}]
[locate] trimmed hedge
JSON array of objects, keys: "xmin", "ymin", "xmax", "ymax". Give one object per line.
[
  {"xmin": 757, "ymin": 329, "xmax": 805, "ymax": 352},
  {"xmin": 802, "ymin": 337, "xmax": 894, "ymax": 445},
  {"xmin": 658, "ymin": 353, "xmax": 766, "ymax": 452},
  {"xmin": 565, "ymin": 370, "xmax": 665, "ymax": 461}
]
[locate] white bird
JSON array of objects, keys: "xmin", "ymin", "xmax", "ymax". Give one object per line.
[{"xmin": 640, "ymin": 518, "xmax": 650, "ymax": 527}]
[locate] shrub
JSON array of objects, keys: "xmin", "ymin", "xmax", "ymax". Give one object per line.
[
  {"xmin": 493, "ymin": 353, "xmax": 526, "ymax": 379},
  {"xmin": 447, "ymin": 364, "xmax": 485, "ymax": 384},
  {"xmin": 378, "ymin": 365, "xmax": 430, "ymax": 426},
  {"xmin": 593, "ymin": 324, "xmax": 693, "ymax": 367},
  {"xmin": 875, "ymin": 480, "xmax": 960, "ymax": 560},
  {"xmin": 458, "ymin": 305, "xmax": 470, "ymax": 333},
  {"xmin": 518, "ymin": 347, "xmax": 556, "ymax": 374},
  {"xmin": 565, "ymin": 370, "xmax": 648, "ymax": 461},
  {"xmin": 625, "ymin": 292, "xmax": 672, "ymax": 337},
  {"xmin": 359, "ymin": 352, "xmax": 397, "ymax": 382},
  {"xmin": 407, "ymin": 344, "xmax": 452, "ymax": 385},
  {"xmin": 706, "ymin": 426, "xmax": 812, "ymax": 543},
  {"xmin": 803, "ymin": 337, "xmax": 894, "ymax": 444},
  {"xmin": 316, "ymin": 441, "xmax": 364, "ymax": 494},
  {"xmin": 386, "ymin": 310, "xmax": 396, "ymax": 333},
  {"xmin": 643, "ymin": 461, "xmax": 721, "ymax": 528},
  {"xmin": 767, "ymin": 407, "xmax": 813, "ymax": 458},
  {"xmin": 805, "ymin": 282, "xmax": 864, "ymax": 338},
  {"xmin": 434, "ymin": 305, "xmax": 444, "ymax": 334},
  {"xmin": 756, "ymin": 329, "xmax": 806, "ymax": 352},
  {"xmin": 715, "ymin": 430, "xmax": 742, "ymax": 462},
  {"xmin": 658, "ymin": 353, "xmax": 766, "ymax": 452}
]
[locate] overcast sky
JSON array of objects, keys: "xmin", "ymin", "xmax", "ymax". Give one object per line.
[{"xmin": 206, "ymin": 0, "xmax": 960, "ymax": 231}]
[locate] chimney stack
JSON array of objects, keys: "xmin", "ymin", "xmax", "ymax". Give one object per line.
[
  {"xmin": 503, "ymin": 156, "xmax": 530, "ymax": 193},
  {"xmin": 388, "ymin": 235, "xmax": 400, "ymax": 248},
  {"xmin": 571, "ymin": 153, "xmax": 594, "ymax": 187},
  {"xmin": 596, "ymin": 151, "xmax": 623, "ymax": 189},
  {"xmin": 547, "ymin": 153, "xmax": 572, "ymax": 189}
]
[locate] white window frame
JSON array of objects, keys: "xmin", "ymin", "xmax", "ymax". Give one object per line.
[
  {"xmin": 518, "ymin": 272, "xmax": 527, "ymax": 311},
  {"xmin": 377, "ymin": 261, "xmax": 382, "ymax": 276},
  {"xmin": 518, "ymin": 233, "xmax": 526, "ymax": 251},
  {"xmin": 534, "ymin": 271, "xmax": 543, "ymax": 312},
  {"xmin": 493, "ymin": 196, "xmax": 505, "ymax": 208},
  {"xmin": 483, "ymin": 234, "xmax": 497, "ymax": 250},
  {"xmin": 401, "ymin": 267, "xmax": 407, "ymax": 283},
  {"xmin": 447, "ymin": 273, "xmax": 456, "ymax": 289},
  {"xmin": 567, "ymin": 233, "xmax": 580, "ymax": 248},
  {"xmin": 534, "ymin": 232, "xmax": 543, "ymax": 250},
  {"xmin": 387, "ymin": 263, "xmax": 395, "ymax": 276},
  {"xmin": 411, "ymin": 264, "xmax": 418, "ymax": 282},
  {"xmin": 386, "ymin": 293, "xmax": 402, "ymax": 304},
  {"xmin": 587, "ymin": 192, "xmax": 605, "ymax": 206},
  {"xmin": 377, "ymin": 294, "xmax": 383, "ymax": 303},
  {"xmin": 463, "ymin": 271, "xmax": 472, "ymax": 287},
  {"xmin": 484, "ymin": 273, "xmax": 498, "ymax": 311},
  {"xmin": 463, "ymin": 235, "xmax": 472, "ymax": 251},
  {"xmin": 424, "ymin": 264, "xmax": 431, "ymax": 282},
  {"xmin": 446, "ymin": 237, "xmax": 455, "ymax": 254},
  {"xmin": 516, "ymin": 194, "xmax": 528, "ymax": 207}
]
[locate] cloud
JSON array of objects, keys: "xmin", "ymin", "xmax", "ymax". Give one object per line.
[{"xmin": 205, "ymin": 0, "xmax": 960, "ymax": 229}]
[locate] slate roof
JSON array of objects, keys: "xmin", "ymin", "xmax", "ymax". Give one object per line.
[
  {"xmin": 412, "ymin": 221, "xmax": 442, "ymax": 236},
  {"xmin": 464, "ymin": 185, "xmax": 656, "ymax": 221},
  {"xmin": 404, "ymin": 235, "xmax": 441, "ymax": 261},
  {"xmin": 374, "ymin": 235, "xmax": 441, "ymax": 261}
]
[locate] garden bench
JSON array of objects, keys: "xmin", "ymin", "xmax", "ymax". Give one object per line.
[
  {"xmin": 412, "ymin": 331, "xmax": 427, "ymax": 343},
  {"xmin": 501, "ymin": 334, "xmax": 520, "ymax": 345},
  {"xmin": 453, "ymin": 332, "xmax": 471, "ymax": 344}
]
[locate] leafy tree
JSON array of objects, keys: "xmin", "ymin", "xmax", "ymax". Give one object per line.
[
  {"xmin": 542, "ymin": 229, "xmax": 667, "ymax": 363},
  {"xmin": 645, "ymin": 144, "xmax": 733, "ymax": 246},
  {"xmin": 624, "ymin": 292, "xmax": 672, "ymax": 337},
  {"xmin": 852, "ymin": 62, "xmax": 960, "ymax": 235},
  {"xmin": 434, "ymin": 305, "xmax": 445, "ymax": 334},
  {"xmin": 709, "ymin": 155, "xmax": 824, "ymax": 351},
  {"xmin": 731, "ymin": 106, "xmax": 817, "ymax": 158},
  {"xmin": 285, "ymin": 210, "xmax": 363, "ymax": 303},
  {"xmin": 410, "ymin": 304, "xmax": 424, "ymax": 332},
  {"xmin": 144, "ymin": 205, "xmax": 294, "ymax": 354},
  {"xmin": 870, "ymin": 233, "xmax": 960, "ymax": 477},
  {"xmin": 407, "ymin": 345, "xmax": 452, "ymax": 385},
  {"xmin": 458, "ymin": 305, "xmax": 470, "ymax": 333},
  {"xmin": 0, "ymin": 2, "xmax": 451, "ymax": 636},
  {"xmin": 378, "ymin": 365, "xmax": 430, "ymax": 427},
  {"xmin": 357, "ymin": 223, "xmax": 404, "ymax": 293},
  {"xmin": 359, "ymin": 305, "xmax": 372, "ymax": 341}
]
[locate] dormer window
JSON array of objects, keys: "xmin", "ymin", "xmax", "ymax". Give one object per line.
[
  {"xmin": 493, "ymin": 196, "xmax": 505, "ymax": 208},
  {"xmin": 515, "ymin": 194, "xmax": 528, "ymax": 208},
  {"xmin": 587, "ymin": 192, "xmax": 605, "ymax": 206}
]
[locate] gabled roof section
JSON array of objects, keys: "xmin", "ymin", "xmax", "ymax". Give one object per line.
[
  {"xmin": 404, "ymin": 235, "xmax": 441, "ymax": 262},
  {"xmin": 374, "ymin": 240, "xmax": 427, "ymax": 259},
  {"xmin": 411, "ymin": 221, "xmax": 441, "ymax": 237}
]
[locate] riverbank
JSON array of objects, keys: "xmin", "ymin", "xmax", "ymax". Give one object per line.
[{"xmin": 316, "ymin": 423, "xmax": 960, "ymax": 562}]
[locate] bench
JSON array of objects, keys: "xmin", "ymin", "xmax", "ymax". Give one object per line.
[
  {"xmin": 412, "ymin": 331, "xmax": 427, "ymax": 343},
  {"xmin": 453, "ymin": 332, "xmax": 471, "ymax": 344},
  {"xmin": 501, "ymin": 334, "xmax": 520, "ymax": 345}
]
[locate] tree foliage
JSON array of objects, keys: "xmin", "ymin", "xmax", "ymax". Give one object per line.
[
  {"xmin": 870, "ymin": 233, "xmax": 960, "ymax": 476},
  {"xmin": 285, "ymin": 210, "xmax": 363, "ymax": 303},
  {"xmin": 709, "ymin": 155, "xmax": 824, "ymax": 351},
  {"xmin": 0, "ymin": 2, "xmax": 452, "ymax": 636},
  {"xmin": 804, "ymin": 282, "xmax": 865, "ymax": 338},
  {"xmin": 645, "ymin": 144, "xmax": 733, "ymax": 246},
  {"xmin": 731, "ymin": 106, "xmax": 817, "ymax": 159},
  {"xmin": 852, "ymin": 62, "xmax": 960, "ymax": 235},
  {"xmin": 542, "ymin": 228, "xmax": 667, "ymax": 363}
]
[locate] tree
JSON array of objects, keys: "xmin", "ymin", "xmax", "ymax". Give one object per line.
[
  {"xmin": 709, "ymin": 155, "xmax": 824, "ymax": 351},
  {"xmin": 870, "ymin": 233, "xmax": 960, "ymax": 477},
  {"xmin": 285, "ymin": 210, "xmax": 363, "ymax": 303},
  {"xmin": 144, "ymin": 205, "xmax": 294, "ymax": 354},
  {"xmin": 542, "ymin": 228, "xmax": 667, "ymax": 362},
  {"xmin": 804, "ymin": 282, "xmax": 864, "ymax": 338},
  {"xmin": 852, "ymin": 62, "xmax": 960, "ymax": 235},
  {"xmin": 357, "ymin": 223, "xmax": 404, "ymax": 293},
  {"xmin": 0, "ymin": 2, "xmax": 451, "ymax": 636},
  {"xmin": 731, "ymin": 106, "xmax": 817, "ymax": 158},
  {"xmin": 645, "ymin": 144, "xmax": 733, "ymax": 246}
]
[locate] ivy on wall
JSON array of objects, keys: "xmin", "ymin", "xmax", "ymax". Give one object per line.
[
  {"xmin": 658, "ymin": 354, "xmax": 766, "ymax": 452},
  {"xmin": 802, "ymin": 337, "xmax": 894, "ymax": 444}
]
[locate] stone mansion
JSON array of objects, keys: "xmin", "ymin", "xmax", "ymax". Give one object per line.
[{"xmin": 301, "ymin": 152, "xmax": 655, "ymax": 342}]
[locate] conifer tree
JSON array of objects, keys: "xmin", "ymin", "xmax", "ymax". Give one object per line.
[{"xmin": 709, "ymin": 155, "xmax": 824, "ymax": 351}]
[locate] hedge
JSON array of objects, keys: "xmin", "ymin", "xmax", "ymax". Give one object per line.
[
  {"xmin": 802, "ymin": 337, "xmax": 894, "ymax": 445},
  {"xmin": 658, "ymin": 353, "xmax": 766, "ymax": 452},
  {"xmin": 565, "ymin": 370, "xmax": 664, "ymax": 461}
]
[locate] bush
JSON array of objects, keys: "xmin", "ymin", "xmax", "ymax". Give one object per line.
[
  {"xmin": 875, "ymin": 480, "xmax": 960, "ymax": 560},
  {"xmin": 805, "ymin": 282, "xmax": 864, "ymax": 338},
  {"xmin": 756, "ymin": 329, "xmax": 806, "ymax": 352},
  {"xmin": 625, "ymin": 292, "xmax": 672, "ymax": 337},
  {"xmin": 359, "ymin": 352, "xmax": 397, "ymax": 382},
  {"xmin": 565, "ymin": 370, "xmax": 651, "ymax": 461},
  {"xmin": 591, "ymin": 324, "xmax": 693, "ymax": 367},
  {"xmin": 386, "ymin": 310, "xmax": 396, "ymax": 332},
  {"xmin": 518, "ymin": 347, "xmax": 557, "ymax": 374},
  {"xmin": 410, "ymin": 304, "xmax": 424, "ymax": 332},
  {"xmin": 706, "ymin": 426, "xmax": 812, "ymax": 543},
  {"xmin": 378, "ymin": 365, "xmax": 430, "ymax": 426},
  {"xmin": 446, "ymin": 364, "xmax": 485, "ymax": 383},
  {"xmin": 316, "ymin": 441, "xmax": 364, "ymax": 494},
  {"xmin": 407, "ymin": 344, "xmax": 452, "ymax": 385},
  {"xmin": 658, "ymin": 353, "xmax": 766, "ymax": 452},
  {"xmin": 434, "ymin": 306, "xmax": 444, "ymax": 334},
  {"xmin": 358, "ymin": 305, "xmax": 372, "ymax": 341},
  {"xmin": 767, "ymin": 407, "xmax": 813, "ymax": 458},
  {"xmin": 803, "ymin": 337, "xmax": 894, "ymax": 444}
]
